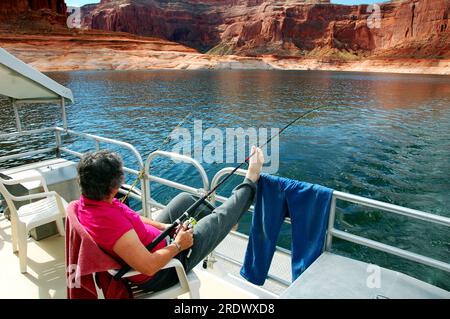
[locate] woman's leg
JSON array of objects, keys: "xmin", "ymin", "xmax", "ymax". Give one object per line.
[
  {"xmin": 153, "ymin": 193, "xmax": 196, "ymax": 224},
  {"xmin": 180, "ymin": 179, "xmax": 256, "ymax": 272},
  {"xmin": 135, "ymin": 267, "xmax": 179, "ymax": 293},
  {"xmin": 138, "ymin": 192, "xmax": 214, "ymax": 293},
  {"xmin": 139, "ymin": 180, "xmax": 255, "ymax": 292}
]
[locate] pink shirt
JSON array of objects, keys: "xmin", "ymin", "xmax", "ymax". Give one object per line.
[{"xmin": 77, "ymin": 195, "xmax": 166, "ymax": 283}]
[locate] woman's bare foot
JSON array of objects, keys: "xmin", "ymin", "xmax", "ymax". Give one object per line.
[{"xmin": 246, "ymin": 145, "xmax": 264, "ymax": 183}]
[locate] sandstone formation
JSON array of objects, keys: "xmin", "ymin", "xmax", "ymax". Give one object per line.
[
  {"xmin": 81, "ymin": 0, "xmax": 450, "ymax": 59},
  {"xmin": 0, "ymin": 0, "xmax": 68, "ymax": 29},
  {"xmin": 1, "ymin": 31, "xmax": 448, "ymax": 74},
  {"xmin": 0, "ymin": 0, "xmax": 448, "ymax": 74},
  {"xmin": 0, "ymin": 0, "xmax": 67, "ymax": 16}
]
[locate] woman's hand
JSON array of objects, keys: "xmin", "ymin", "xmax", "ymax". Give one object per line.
[
  {"xmin": 174, "ymin": 224, "xmax": 194, "ymax": 251},
  {"xmin": 246, "ymin": 145, "xmax": 264, "ymax": 183}
]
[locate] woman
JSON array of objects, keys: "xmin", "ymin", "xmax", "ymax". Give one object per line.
[{"xmin": 76, "ymin": 147, "xmax": 264, "ymax": 293}]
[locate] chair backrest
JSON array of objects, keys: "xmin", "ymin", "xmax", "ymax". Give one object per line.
[
  {"xmin": 66, "ymin": 201, "xmax": 131, "ymax": 299},
  {"xmin": 66, "ymin": 200, "xmax": 122, "ymax": 272}
]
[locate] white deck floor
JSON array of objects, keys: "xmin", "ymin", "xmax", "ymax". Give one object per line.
[
  {"xmin": 2, "ymin": 212, "xmax": 447, "ymax": 299},
  {"xmin": 0, "ymin": 214, "xmax": 274, "ymax": 299},
  {"xmin": 0, "ymin": 215, "xmax": 66, "ymax": 298}
]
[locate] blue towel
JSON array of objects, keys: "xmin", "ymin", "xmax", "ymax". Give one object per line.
[{"xmin": 240, "ymin": 173, "xmax": 333, "ymax": 285}]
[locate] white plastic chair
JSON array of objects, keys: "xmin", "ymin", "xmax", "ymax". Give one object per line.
[
  {"xmin": 106, "ymin": 259, "xmax": 200, "ymax": 299},
  {"xmin": 0, "ymin": 174, "xmax": 67, "ymax": 273}
]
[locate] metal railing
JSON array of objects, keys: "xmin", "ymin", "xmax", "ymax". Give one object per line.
[
  {"xmin": 2, "ymin": 127, "xmax": 449, "ymax": 284},
  {"xmin": 211, "ymin": 167, "xmax": 450, "ymax": 284},
  {"xmin": 0, "ymin": 127, "xmax": 57, "ymax": 163},
  {"xmin": 9, "ymin": 97, "xmax": 68, "ymax": 133},
  {"xmin": 0, "ymin": 126, "xmax": 147, "ymax": 214},
  {"xmin": 210, "ymin": 167, "xmax": 251, "ymax": 207},
  {"xmin": 325, "ymin": 191, "xmax": 450, "ymax": 273},
  {"xmin": 144, "ymin": 150, "xmax": 210, "ymax": 217},
  {"xmin": 55, "ymin": 127, "xmax": 147, "ymax": 214}
]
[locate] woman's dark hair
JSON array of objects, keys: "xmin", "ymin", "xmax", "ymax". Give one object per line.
[{"xmin": 77, "ymin": 150, "xmax": 124, "ymax": 201}]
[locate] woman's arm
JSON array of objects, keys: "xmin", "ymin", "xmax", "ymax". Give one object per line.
[{"xmin": 112, "ymin": 226, "xmax": 193, "ymax": 276}]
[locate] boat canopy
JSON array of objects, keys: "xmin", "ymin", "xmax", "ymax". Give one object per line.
[
  {"xmin": 0, "ymin": 48, "xmax": 73, "ymax": 103},
  {"xmin": 0, "ymin": 48, "xmax": 74, "ymax": 131}
]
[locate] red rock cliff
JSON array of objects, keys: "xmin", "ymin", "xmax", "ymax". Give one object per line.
[
  {"xmin": 82, "ymin": 0, "xmax": 449, "ymax": 58},
  {"xmin": 0, "ymin": 0, "xmax": 68, "ymax": 30},
  {"xmin": 0, "ymin": 0, "xmax": 67, "ymax": 16}
]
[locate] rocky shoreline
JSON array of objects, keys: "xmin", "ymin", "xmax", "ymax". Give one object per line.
[{"xmin": 1, "ymin": 33, "xmax": 448, "ymax": 75}]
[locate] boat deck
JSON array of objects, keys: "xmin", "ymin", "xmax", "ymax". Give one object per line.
[
  {"xmin": 3, "ymin": 212, "xmax": 448, "ymax": 299},
  {"xmin": 1, "ymin": 47, "xmax": 449, "ymax": 300},
  {"xmin": 0, "ymin": 214, "xmax": 275, "ymax": 299},
  {"xmin": 0, "ymin": 215, "xmax": 66, "ymax": 299},
  {"xmin": 281, "ymin": 252, "xmax": 450, "ymax": 299}
]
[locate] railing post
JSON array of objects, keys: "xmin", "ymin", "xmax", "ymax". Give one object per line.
[
  {"xmin": 54, "ymin": 129, "xmax": 62, "ymax": 158},
  {"xmin": 143, "ymin": 151, "xmax": 210, "ymax": 218},
  {"xmin": 95, "ymin": 140, "xmax": 100, "ymax": 151},
  {"xmin": 325, "ymin": 195, "xmax": 337, "ymax": 251},
  {"xmin": 61, "ymin": 97, "xmax": 68, "ymax": 130},
  {"xmin": 141, "ymin": 172, "xmax": 149, "ymax": 218},
  {"xmin": 12, "ymin": 99, "xmax": 22, "ymax": 132},
  {"xmin": 144, "ymin": 156, "xmax": 153, "ymax": 218}
]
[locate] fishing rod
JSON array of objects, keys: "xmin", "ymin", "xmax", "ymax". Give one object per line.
[{"xmin": 114, "ymin": 105, "xmax": 332, "ymax": 280}]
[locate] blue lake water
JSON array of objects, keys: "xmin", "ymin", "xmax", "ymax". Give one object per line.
[{"xmin": 0, "ymin": 70, "xmax": 449, "ymax": 290}]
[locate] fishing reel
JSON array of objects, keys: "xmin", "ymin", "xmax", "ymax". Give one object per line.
[
  {"xmin": 185, "ymin": 216, "xmax": 198, "ymax": 229},
  {"xmin": 170, "ymin": 216, "xmax": 198, "ymax": 238},
  {"xmin": 183, "ymin": 217, "xmax": 198, "ymax": 259}
]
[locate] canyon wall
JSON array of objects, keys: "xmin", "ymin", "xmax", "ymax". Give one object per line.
[
  {"xmin": 0, "ymin": 0, "xmax": 448, "ymax": 60},
  {"xmin": 0, "ymin": 0, "xmax": 68, "ymax": 29},
  {"xmin": 81, "ymin": 0, "xmax": 449, "ymax": 58},
  {"xmin": 0, "ymin": 0, "xmax": 67, "ymax": 16}
]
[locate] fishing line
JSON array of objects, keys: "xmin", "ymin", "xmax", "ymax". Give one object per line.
[{"xmin": 114, "ymin": 105, "xmax": 334, "ymax": 280}]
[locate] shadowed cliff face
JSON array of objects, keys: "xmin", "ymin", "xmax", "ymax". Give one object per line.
[
  {"xmin": 0, "ymin": 0, "xmax": 67, "ymax": 15},
  {"xmin": 0, "ymin": 0, "xmax": 68, "ymax": 29},
  {"xmin": 80, "ymin": 0, "xmax": 449, "ymax": 58}
]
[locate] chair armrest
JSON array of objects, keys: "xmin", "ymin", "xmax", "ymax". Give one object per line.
[
  {"xmin": 9, "ymin": 191, "xmax": 59, "ymax": 202},
  {"xmin": 163, "ymin": 259, "xmax": 190, "ymax": 293},
  {"xmin": 162, "ymin": 258, "xmax": 184, "ymax": 270},
  {"xmin": 0, "ymin": 174, "xmax": 49, "ymax": 192},
  {"xmin": 108, "ymin": 259, "xmax": 186, "ymax": 278},
  {"xmin": 107, "ymin": 258, "xmax": 196, "ymax": 298},
  {"xmin": 107, "ymin": 269, "xmax": 142, "ymax": 278}
]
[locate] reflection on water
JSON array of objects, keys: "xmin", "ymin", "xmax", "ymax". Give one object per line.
[{"xmin": 0, "ymin": 70, "xmax": 449, "ymax": 290}]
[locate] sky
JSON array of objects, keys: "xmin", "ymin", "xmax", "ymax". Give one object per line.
[
  {"xmin": 66, "ymin": 0, "xmax": 99, "ymax": 6},
  {"xmin": 65, "ymin": 0, "xmax": 386, "ymax": 7}
]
